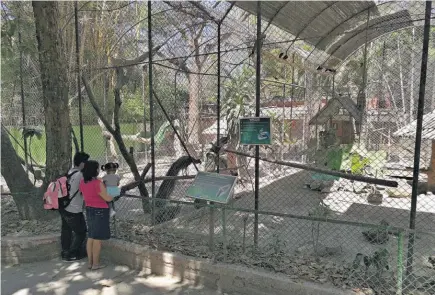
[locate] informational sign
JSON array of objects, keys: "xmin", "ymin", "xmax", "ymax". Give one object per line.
[
  {"xmin": 186, "ymin": 171, "xmax": 237, "ymax": 204},
  {"xmin": 239, "ymin": 117, "xmax": 271, "ymax": 145}
]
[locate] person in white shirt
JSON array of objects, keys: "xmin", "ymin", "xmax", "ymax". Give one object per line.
[{"xmin": 60, "ymin": 152, "xmax": 89, "ymax": 261}]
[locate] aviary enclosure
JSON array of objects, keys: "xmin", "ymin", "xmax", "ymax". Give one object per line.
[{"xmin": 1, "ymin": 1, "xmax": 435, "ymax": 294}]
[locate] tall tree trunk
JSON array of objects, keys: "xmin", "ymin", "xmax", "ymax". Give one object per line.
[
  {"xmin": 97, "ymin": 118, "xmax": 118, "ymax": 162},
  {"xmin": 409, "ymin": 28, "xmax": 415, "ymax": 123},
  {"xmin": 397, "ymin": 36, "xmax": 407, "ymax": 124},
  {"xmin": 1, "ymin": 126, "xmax": 52, "ymax": 220},
  {"xmin": 188, "ymin": 72, "xmax": 200, "ymax": 144},
  {"xmin": 33, "ymin": 1, "xmax": 72, "ymax": 182}
]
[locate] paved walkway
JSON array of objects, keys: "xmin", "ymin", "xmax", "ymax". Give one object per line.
[{"xmin": 1, "ymin": 259, "xmax": 229, "ymax": 295}]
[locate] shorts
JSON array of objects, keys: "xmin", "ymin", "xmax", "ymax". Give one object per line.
[
  {"xmin": 106, "ymin": 186, "xmax": 121, "ymax": 197},
  {"xmin": 86, "ymin": 207, "xmax": 110, "ymax": 240}
]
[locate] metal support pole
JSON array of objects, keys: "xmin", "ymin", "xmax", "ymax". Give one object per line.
[
  {"xmin": 396, "ymin": 230, "xmax": 404, "ymax": 295},
  {"xmin": 142, "ymin": 66, "xmax": 148, "ymax": 163},
  {"xmin": 18, "ymin": 31, "xmax": 28, "ymax": 173},
  {"xmin": 289, "ymin": 53, "xmax": 294, "ymax": 142},
  {"xmin": 217, "ymin": 26, "xmax": 221, "ymax": 174},
  {"xmin": 254, "ymin": 1, "xmax": 262, "ymax": 247},
  {"xmin": 148, "ymin": 0, "xmax": 156, "ymax": 223},
  {"xmin": 153, "ymin": 91, "xmax": 199, "ymax": 171},
  {"xmin": 209, "ymin": 22, "xmax": 222, "ymax": 252},
  {"xmin": 74, "ymin": 1, "xmax": 84, "ymax": 152},
  {"xmin": 406, "ymin": 0, "xmax": 432, "ymax": 275},
  {"xmin": 222, "ymin": 207, "xmax": 227, "ymax": 261},
  {"xmin": 358, "ymin": 8, "xmax": 370, "ymax": 144}
]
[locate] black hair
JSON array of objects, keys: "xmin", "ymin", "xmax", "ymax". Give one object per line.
[
  {"xmin": 101, "ymin": 162, "xmax": 119, "ymax": 171},
  {"xmin": 73, "ymin": 152, "xmax": 90, "ymax": 167},
  {"xmin": 82, "ymin": 160, "xmax": 100, "ymax": 183}
]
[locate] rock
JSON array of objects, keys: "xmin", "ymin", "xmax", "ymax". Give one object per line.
[
  {"xmin": 321, "ymin": 180, "xmax": 340, "ymax": 193},
  {"xmin": 386, "ymin": 179, "xmax": 412, "ymax": 198},
  {"xmin": 367, "ymin": 190, "xmax": 383, "ymax": 204},
  {"xmin": 362, "ymin": 220, "xmax": 390, "ymax": 244},
  {"xmin": 13, "ymin": 230, "xmax": 31, "ymax": 237},
  {"xmin": 309, "ymin": 180, "xmax": 322, "ymax": 191},
  {"xmin": 339, "ymin": 179, "xmax": 354, "ymax": 192},
  {"xmin": 353, "ymin": 181, "xmax": 368, "ymax": 194},
  {"xmin": 362, "ymin": 288, "xmax": 375, "ymax": 295}
]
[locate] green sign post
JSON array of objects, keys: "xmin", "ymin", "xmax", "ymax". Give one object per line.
[
  {"xmin": 239, "ymin": 117, "xmax": 271, "ymax": 145},
  {"xmin": 186, "ymin": 171, "xmax": 237, "ymax": 204}
]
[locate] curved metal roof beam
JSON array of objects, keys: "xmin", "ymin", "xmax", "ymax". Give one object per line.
[
  {"xmin": 321, "ymin": 12, "xmax": 413, "ymax": 68},
  {"xmin": 305, "ymin": 2, "xmax": 379, "ymax": 65},
  {"xmin": 263, "ymin": 1, "xmax": 290, "ymax": 33},
  {"xmin": 334, "ymin": 23, "xmax": 428, "ymax": 70},
  {"xmin": 219, "ymin": 2, "xmax": 235, "ymax": 24},
  {"xmin": 283, "ymin": 1, "xmax": 338, "ymax": 56}
]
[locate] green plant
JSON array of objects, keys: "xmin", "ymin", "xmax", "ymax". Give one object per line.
[{"xmin": 350, "ymin": 153, "xmax": 370, "ymax": 175}]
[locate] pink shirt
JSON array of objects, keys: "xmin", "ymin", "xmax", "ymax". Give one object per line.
[{"xmin": 79, "ymin": 179, "xmax": 108, "ymax": 209}]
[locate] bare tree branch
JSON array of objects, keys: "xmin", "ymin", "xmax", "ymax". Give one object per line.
[
  {"xmin": 163, "ymin": 1, "xmax": 203, "ymax": 20},
  {"xmin": 82, "ymin": 75, "xmax": 115, "ymax": 134},
  {"xmin": 188, "ymin": 1, "xmax": 217, "ymax": 23},
  {"xmin": 156, "ymin": 52, "xmax": 191, "ymax": 73}
]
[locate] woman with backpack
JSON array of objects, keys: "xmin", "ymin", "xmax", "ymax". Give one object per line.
[{"xmin": 80, "ymin": 160, "xmax": 113, "ymax": 270}]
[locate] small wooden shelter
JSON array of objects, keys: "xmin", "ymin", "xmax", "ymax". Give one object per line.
[
  {"xmin": 309, "ymin": 95, "xmax": 361, "ymax": 145},
  {"xmin": 394, "ymin": 110, "xmax": 435, "ymax": 186}
]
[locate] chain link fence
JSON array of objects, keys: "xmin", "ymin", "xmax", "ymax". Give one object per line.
[{"xmin": 1, "ymin": 1, "xmax": 435, "ymax": 294}]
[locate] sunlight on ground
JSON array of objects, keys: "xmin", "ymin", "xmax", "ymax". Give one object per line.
[
  {"xmin": 12, "ymin": 289, "xmax": 30, "ymax": 295},
  {"xmin": 2, "ymin": 259, "xmax": 223, "ymax": 295}
]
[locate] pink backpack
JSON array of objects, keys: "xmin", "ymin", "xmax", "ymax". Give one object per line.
[{"xmin": 43, "ymin": 171, "xmax": 78, "ymax": 210}]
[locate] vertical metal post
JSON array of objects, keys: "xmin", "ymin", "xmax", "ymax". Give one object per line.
[
  {"xmin": 142, "ymin": 66, "xmax": 148, "ymax": 163},
  {"xmin": 104, "ymin": 73, "xmax": 109, "ymax": 162},
  {"xmin": 254, "ymin": 1, "xmax": 262, "ymax": 247},
  {"xmin": 209, "ymin": 22, "xmax": 222, "ymax": 252},
  {"xmin": 74, "ymin": 1, "xmax": 84, "ymax": 152},
  {"xmin": 18, "ymin": 31, "xmax": 29, "ymax": 173},
  {"xmin": 406, "ymin": 0, "xmax": 432, "ymax": 275},
  {"xmin": 358, "ymin": 8, "xmax": 370, "ymax": 144},
  {"xmin": 289, "ymin": 53, "xmax": 294, "ymax": 142},
  {"xmin": 217, "ymin": 26, "xmax": 221, "ymax": 174},
  {"xmin": 281, "ymin": 84, "xmax": 285, "ymax": 163},
  {"xmin": 222, "ymin": 207, "xmax": 227, "ymax": 261},
  {"xmin": 148, "ymin": 0, "xmax": 156, "ymax": 222},
  {"xmin": 396, "ymin": 230, "xmax": 404, "ymax": 295}
]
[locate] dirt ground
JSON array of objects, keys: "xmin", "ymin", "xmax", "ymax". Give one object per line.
[{"xmin": 2, "ymin": 163, "xmax": 435, "ymax": 295}]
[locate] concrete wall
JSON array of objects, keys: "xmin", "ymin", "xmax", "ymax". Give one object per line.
[
  {"xmin": 1, "ymin": 234, "xmax": 60, "ymax": 265},
  {"xmin": 102, "ymin": 239, "xmax": 353, "ymax": 295},
  {"xmin": 2, "ymin": 235, "xmax": 354, "ymax": 295}
]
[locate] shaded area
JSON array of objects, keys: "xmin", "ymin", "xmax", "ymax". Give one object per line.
[{"xmin": 1, "ymin": 259, "xmax": 226, "ymax": 295}]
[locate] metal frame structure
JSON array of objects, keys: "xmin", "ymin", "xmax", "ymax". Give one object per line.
[{"xmin": 9, "ymin": 1, "xmax": 433, "ymax": 291}]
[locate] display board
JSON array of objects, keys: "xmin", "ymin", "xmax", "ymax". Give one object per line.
[
  {"xmin": 186, "ymin": 171, "xmax": 237, "ymax": 204},
  {"xmin": 239, "ymin": 117, "xmax": 271, "ymax": 145}
]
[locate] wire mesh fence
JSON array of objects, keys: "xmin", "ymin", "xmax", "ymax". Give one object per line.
[{"xmin": 1, "ymin": 1, "xmax": 435, "ymax": 294}]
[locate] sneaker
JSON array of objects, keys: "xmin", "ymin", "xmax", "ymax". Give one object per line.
[
  {"xmin": 61, "ymin": 251, "xmax": 69, "ymax": 261},
  {"xmin": 66, "ymin": 255, "xmax": 85, "ymax": 262}
]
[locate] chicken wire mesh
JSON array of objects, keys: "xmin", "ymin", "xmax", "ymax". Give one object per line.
[{"xmin": 1, "ymin": 1, "xmax": 435, "ymax": 294}]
